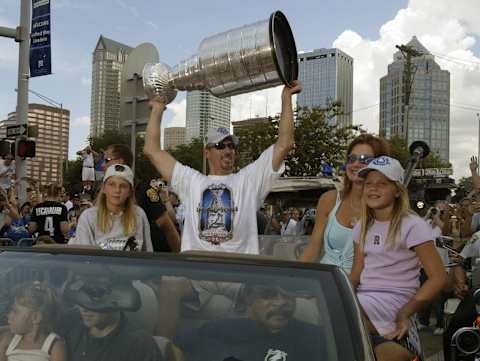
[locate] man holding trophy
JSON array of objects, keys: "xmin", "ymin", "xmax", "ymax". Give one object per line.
[
  {"xmin": 145, "ymin": 81, "xmax": 300, "ymax": 254},
  {"xmin": 143, "ymin": 11, "xmax": 301, "ymax": 254}
]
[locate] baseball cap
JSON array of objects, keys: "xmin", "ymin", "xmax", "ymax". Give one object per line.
[
  {"xmin": 103, "ymin": 164, "xmax": 134, "ymax": 186},
  {"xmin": 358, "ymin": 156, "xmax": 405, "ymax": 183},
  {"xmin": 205, "ymin": 127, "xmax": 239, "ymax": 146}
]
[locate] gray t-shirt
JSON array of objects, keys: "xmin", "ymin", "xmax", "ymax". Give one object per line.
[{"xmin": 69, "ymin": 206, "xmax": 153, "ymax": 252}]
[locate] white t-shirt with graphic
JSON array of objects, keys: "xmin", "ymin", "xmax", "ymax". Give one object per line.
[
  {"xmin": 171, "ymin": 145, "xmax": 284, "ymax": 254},
  {"xmin": 70, "ymin": 206, "xmax": 153, "ymax": 252}
]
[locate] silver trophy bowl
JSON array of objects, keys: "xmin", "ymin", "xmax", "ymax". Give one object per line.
[{"xmin": 143, "ymin": 10, "xmax": 298, "ymax": 103}]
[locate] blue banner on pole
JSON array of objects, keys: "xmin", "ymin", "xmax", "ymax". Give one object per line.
[{"xmin": 30, "ymin": 0, "xmax": 51, "ymax": 77}]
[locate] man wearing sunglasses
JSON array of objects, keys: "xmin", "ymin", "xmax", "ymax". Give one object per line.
[{"xmin": 145, "ymin": 81, "xmax": 302, "ymax": 254}]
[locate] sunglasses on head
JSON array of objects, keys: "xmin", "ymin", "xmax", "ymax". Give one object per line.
[
  {"xmin": 212, "ymin": 141, "xmax": 236, "ymax": 150},
  {"xmin": 346, "ymin": 154, "xmax": 374, "ymax": 165}
]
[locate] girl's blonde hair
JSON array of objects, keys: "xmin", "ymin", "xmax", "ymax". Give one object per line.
[
  {"xmin": 14, "ymin": 281, "xmax": 58, "ymax": 331},
  {"xmin": 359, "ymin": 179, "xmax": 413, "ymax": 249},
  {"xmin": 95, "ymin": 182, "xmax": 137, "ymax": 236}
]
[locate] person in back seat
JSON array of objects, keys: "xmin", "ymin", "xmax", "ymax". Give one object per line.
[
  {"xmin": 174, "ymin": 283, "xmax": 326, "ymax": 361},
  {"xmin": 63, "ymin": 275, "xmax": 163, "ymax": 361}
]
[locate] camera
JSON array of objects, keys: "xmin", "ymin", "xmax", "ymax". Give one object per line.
[{"xmin": 452, "ymin": 327, "xmax": 480, "ymax": 357}]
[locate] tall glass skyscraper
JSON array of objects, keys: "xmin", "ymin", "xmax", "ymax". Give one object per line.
[
  {"xmin": 297, "ymin": 48, "xmax": 353, "ymax": 127},
  {"xmin": 90, "ymin": 35, "xmax": 132, "ymax": 137},
  {"xmin": 379, "ymin": 36, "xmax": 450, "ymax": 161},
  {"xmin": 186, "ymin": 90, "xmax": 231, "ymax": 143}
]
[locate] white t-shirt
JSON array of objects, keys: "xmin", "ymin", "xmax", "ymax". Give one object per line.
[
  {"xmin": 461, "ymin": 231, "xmax": 480, "ymax": 259},
  {"xmin": 0, "ymin": 160, "xmax": 15, "ymax": 190},
  {"xmin": 69, "ymin": 206, "xmax": 153, "ymax": 252},
  {"xmin": 171, "ymin": 145, "xmax": 284, "ymax": 254},
  {"xmin": 82, "ymin": 153, "xmax": 94, "ymax": 167},
  {"xmin": 281, "ymin": 218, "xmax": 297, "ymax": 236}
]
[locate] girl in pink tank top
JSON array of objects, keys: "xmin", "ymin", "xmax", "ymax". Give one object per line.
[{"xmin": 0, "ymin": 281, "xmax": 65, "ymax": 361}]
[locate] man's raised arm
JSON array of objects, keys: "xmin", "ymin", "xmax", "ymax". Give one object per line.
[
  {"xmin": 144, "ymin": 97, "xmax": 177, "ymax": 183},
  {"xmin": 272, "ymin": 80, "xmax": 302, "ymax": 171}
]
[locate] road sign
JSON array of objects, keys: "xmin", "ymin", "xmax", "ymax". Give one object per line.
[{"xmin": 6, "ymin": 125, "xmax": 27, "ymax": 138}]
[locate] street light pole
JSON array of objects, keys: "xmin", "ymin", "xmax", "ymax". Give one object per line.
[{"xmin": 477, "ymin": 113, "xmax": 480, "ymax": 162}]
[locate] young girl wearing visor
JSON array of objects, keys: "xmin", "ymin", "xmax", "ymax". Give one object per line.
[
  {"xmin": 350, "ymin": 156, "xmax": 446, "ymax": 361},
  {"xmin": 70, "ymin": 164, "xmax": 153, "ymax": 252}
]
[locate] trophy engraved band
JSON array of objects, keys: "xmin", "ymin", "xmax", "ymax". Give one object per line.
[{"xmin": 143, "ymin": 11, "xmax": 298, "ymax": 103}]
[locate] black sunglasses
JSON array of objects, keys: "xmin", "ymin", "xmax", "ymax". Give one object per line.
[
  {"xmin": 346, "ymin": 154, "xmax": 374, "ymax": 165},
  {"xmin": 213, "ymin": 141, "xmax": 236, "ymax": 150}
]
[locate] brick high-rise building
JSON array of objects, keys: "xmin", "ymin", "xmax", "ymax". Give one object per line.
[{"xmin": 0, "ymin": 104, "xmax": 70, "ymax": 186}]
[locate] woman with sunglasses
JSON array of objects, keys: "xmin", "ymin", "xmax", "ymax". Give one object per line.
[
  {"xmin": 299, "ymin": 134, "xmax": 390, "ymax": 273},
  {"xmin": 70, "ymin": 164, "xmax": 153, "ymax": 252}
]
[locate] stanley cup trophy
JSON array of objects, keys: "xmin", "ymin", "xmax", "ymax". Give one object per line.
[{"xmin": 143, "ymin": 11, "xmax": 298, "ymax": 103}]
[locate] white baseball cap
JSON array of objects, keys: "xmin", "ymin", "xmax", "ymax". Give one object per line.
[
  {"xmin": 358, "ymin": 156, "xmax": 405, "ymax": 183},
  {"xmin": 103, "ymin": 164, "xmax": 134, "ymax": 186},
  {"xmin": 205, "ymin": 127, "xmax": 239, "ymax": 146}
]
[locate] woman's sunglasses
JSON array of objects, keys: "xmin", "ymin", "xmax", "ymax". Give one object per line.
[{"xmin": 346, "ymin": 154, "xmax": 374, "ymax": 165}]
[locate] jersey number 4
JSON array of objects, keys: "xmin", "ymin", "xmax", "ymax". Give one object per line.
[{"xmin": 45, "ymin": 216, "xmax": 54, "ymax": 236}]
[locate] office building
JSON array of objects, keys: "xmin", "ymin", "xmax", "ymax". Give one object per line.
[
  {"xmin": 90, "ymin": 35, "xmax": 132, "ymax": 137},
  {"xmin": 379, "ymin": 36, "xmax": 450, "ymax": 161},
  {"xmin": 297, "ymin": 48, "xmax": 353, "ymax": 127},
  {"xmin": 0, "ymin": 104, "xmax": 70, "ymax": 186}
]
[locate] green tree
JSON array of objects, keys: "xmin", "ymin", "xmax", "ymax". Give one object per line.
[
  {"xmin": 235, "ymin": 103, "xmax": 354, "ymax": 176},
  {"xmin": 169, "ymin": 137, "xmax": 204, "ymax": 173},
  {"xmin": 458, "ymin": 176, "xmax": 473, "ymax": 193}
]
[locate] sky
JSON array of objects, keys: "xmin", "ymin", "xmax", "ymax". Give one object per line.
[{"xmin": 0, "ymin": 0, "xmax": 479, "ymax": 179}]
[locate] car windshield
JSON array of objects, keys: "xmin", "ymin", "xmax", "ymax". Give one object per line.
[{"xmin": 0, "ymin": 249, "xmax": 360, "ymax": 361}]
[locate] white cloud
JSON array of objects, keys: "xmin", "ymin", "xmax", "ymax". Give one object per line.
[
  {"xmin": 231, "ymin": 86, "xmax": 284, "ymax": 122},
  {"xmin": 165, "ymin": 98, "xmax": 186, "ymax": 128},
  {"xmin": 71, "ymin": 115, "xmax": 90, "ymax": 128},
  {"xmin": 331, "ymin": 0, "xmax": 480, "ymax": 179}
]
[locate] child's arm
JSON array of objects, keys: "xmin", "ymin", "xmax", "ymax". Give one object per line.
[
  {"xmin": 50, "ymin": 338, "xmax": 67, "ymax": 361},
  {"xmin": 349, "ymin": 242, "xmax": 364, "ymax": 290},
  {"xmin": 0, "ymin": 331, "xmax": 12, "ymax": 361},
  {"xmin": 387, "ymin": 241, "xmax": 447, "ymax": 340}
]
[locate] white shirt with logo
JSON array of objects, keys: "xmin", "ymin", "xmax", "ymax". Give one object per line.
[
  {"xmin": 70, "ymin": 206, "xmax": 153, "ymax": 252},
  {"xmin": 171, "ymin": 145, "xmax": 284, "ymax": 254}
]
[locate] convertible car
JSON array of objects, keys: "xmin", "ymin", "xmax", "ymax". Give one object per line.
[{"xmin": 0, "ymin": 246, "xmax": 377, "ymax": 361}]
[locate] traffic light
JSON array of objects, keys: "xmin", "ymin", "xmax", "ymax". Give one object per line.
[
  {"xmin": 0, "ymin": 141, "xmax": 10, "ymax": 157},
  {"xmin": 17, "ymin": 140, "xmax": 35, "ymax": 158}
]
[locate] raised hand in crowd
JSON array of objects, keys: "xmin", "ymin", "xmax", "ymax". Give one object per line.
[{"xmin": 470, "ymin": 155, "xmax": 480, "ymax": 190}]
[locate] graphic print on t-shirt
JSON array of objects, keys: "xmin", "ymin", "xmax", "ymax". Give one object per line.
[
  {"xmin": 98, "ymin": 236, "xmax": 143, "ymax": 251},
  {"xmin": 264, "ymin": 348, "xmax": 288, "ymax": 361},
  {"xmin": 197, "ymin": 184, "xmax": 236, "ymax": 245}
]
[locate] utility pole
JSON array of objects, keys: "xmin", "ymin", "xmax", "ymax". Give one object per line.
[
  {"xmin": 0, "ymin": 0, "xmax": 30, "ymax": 204},
  {"xmin": 477, "ymin": 113, "xmax": 480, "ymax": 163},
  {"xmin": 395, "ymin": 44, "xmax": 423, "ymax": 145}
]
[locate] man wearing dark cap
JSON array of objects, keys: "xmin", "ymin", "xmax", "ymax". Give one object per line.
[
  {"xmin": 64, "ymin": 276, "xmax": 163, "ymax": 361},
  {"xmin": 144, "ymin": 81, "xmax": 302, "ymax": 254}
]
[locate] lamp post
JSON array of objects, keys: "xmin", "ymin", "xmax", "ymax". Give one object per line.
[
  {"xmin": 477, "ymin": 113, "xmax": 480, "ymax": 162},
  {"xmin": 1, "ymin": 0, "xmax": 31, "ymax": 204}
]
